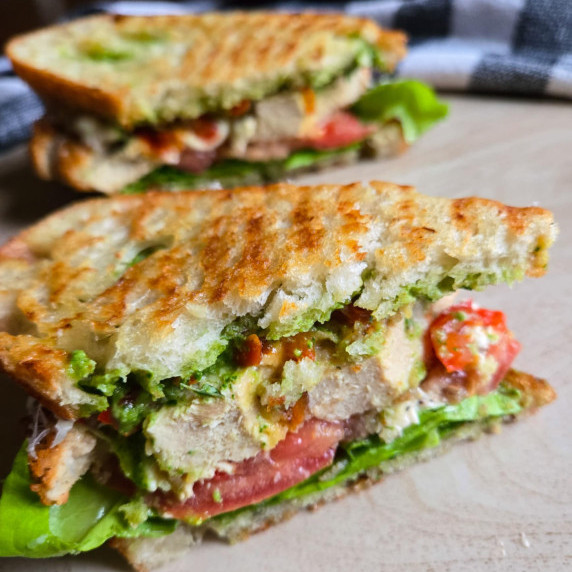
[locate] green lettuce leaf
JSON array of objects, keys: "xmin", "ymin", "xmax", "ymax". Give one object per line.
[
  {"xmin": 122, "ymin": 144, "xmax": 359, "ymax": 194},
  {"xmin": 351, "ymin": 79, "xmax": 448, "ymax": 143},
  {"xmin": 0, "ymin": 443, "xmax": 175, "ymax": 558}
]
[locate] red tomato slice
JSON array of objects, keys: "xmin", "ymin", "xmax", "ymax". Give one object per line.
[
  {"xmin": 155, "ymin": 418, "xmax": 344, "ymax": 520},
  {"xmin": 189, "ymin": 118, "xmax": 220, "ymax": 142},
  {"xmin": 138, "ymin": 129, "xmax": 180, "ymax": 157},
  {"xmin": 486, "ymin": 333, "xmax": 521, "ymax": 391},
  {"xmin": 234, "ymin": 334, "xmax": 263, "ymax": 367},
  {"xmin": 303, "ymin": 111, "xmax": 375, "ymax": 150},
  {"xmin": 97, "ymin": 409, "xmax": 115, "ymax": 426},
  {"xmin": 429, "ymin": 300, "xmax": 521, "ymax": 393}
]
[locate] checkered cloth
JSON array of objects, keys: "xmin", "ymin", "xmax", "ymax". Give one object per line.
[{"xmin": 1, "ymin": 0, "xmax": 570, "ymax": 151}]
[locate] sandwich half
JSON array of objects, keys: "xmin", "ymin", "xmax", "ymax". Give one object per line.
[
  {"xmin": 6, "ymin": 13, "xmax": 447, "ymax": 194},
  {"xmin": 0, "ymin": 181, "xmax": 557, "ymax": 570}
]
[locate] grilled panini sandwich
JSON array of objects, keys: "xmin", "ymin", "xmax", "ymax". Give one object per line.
[
  {"xmin": 7, "ymin": 13, "xmax": 447, "ymax": 194},
  {"xmin": 0, "ymin": 181, "xmax": 557, "ymax": 570}
]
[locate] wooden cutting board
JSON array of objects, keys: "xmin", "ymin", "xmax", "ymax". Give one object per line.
[{"xmin": 0, "ymin": 95, "xmax": 570, "ymax": 572}]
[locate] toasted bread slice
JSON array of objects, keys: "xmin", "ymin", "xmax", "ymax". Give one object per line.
[
  {"xmin": 110, "ymin": 369, "xmax": 555, "ymax": 572},
  {"xmin": 7, "ymin": 13, "xmax": 406, "ymax": 128},
  {"xmin": 0, "ymin": 182, "xmax": 556, "ymax": 419}
]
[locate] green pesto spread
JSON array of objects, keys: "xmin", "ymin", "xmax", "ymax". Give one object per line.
[{"xmin": 67, "ymin": 350, "xmax": 96, "ymax": 381}]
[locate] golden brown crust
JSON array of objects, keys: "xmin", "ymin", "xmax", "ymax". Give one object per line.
[
  {"xmin": 7, "ymin": 13, "xmax": 407, "ymax": 128},
  {"xmin": 0, "ymin": 334, "xmax": 71, "ymax": 418},
  {"xmin": 0, "ymin": 182, "xmax": 556, "ymax": 418},
  {"xmin": 30, "ymin": 118, "xmax": 95, "ymax": 191},
  {"xmin": 447, "ymin": 198, "xmax": 554, "ymax": 278},
  {"xmin": 12, "ymin": 58, "xmax": 123, "ymax": 128},
  {"xmin": 503, "ymin": 369, "xmax": 557, "ymax": 409},
  {"xmin": 29, "ymin": 436, "xmax": 68, "ymax": 504},
  {"xmin": 29, "ymin": 119, "xmax": 57, "ymax": 181},
  {"xmin": 0, "ymin": 334, "xmax": 92, "ymax": 419},
  {"xmin": 31, "ymin": 118, "xmax": 115, "ymax": 192}
]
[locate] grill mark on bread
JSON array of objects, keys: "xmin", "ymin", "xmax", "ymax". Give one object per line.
[
  {"xmin": 47, "ymin": 261, "xmax": 94, "ymax": 305},
  {"xmin": 450, "ymin": 199, "xmax": 543, "ymax": 237},
  {"xmin": 289, "ymin": 194, "xmax": 326, "ymax": 257},
  {"xmin": 228, "ymin": 212, "xmax": 274, "ymax": 302},
  {"xmin": 0, "ymin": 334, "xmax": 83, "ymax": 419}
]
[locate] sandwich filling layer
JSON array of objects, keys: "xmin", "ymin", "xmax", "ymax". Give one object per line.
[
  {"xmin": 0, "ymin": 299, "xmax": 555, "ymax": 558},
  {"xmin": 36, "ymin": 73, "xmax": 447, "ymax": 194},
  {"xmin": 10, "ymin": 300, "xmax": 533, "ymax": 509}
]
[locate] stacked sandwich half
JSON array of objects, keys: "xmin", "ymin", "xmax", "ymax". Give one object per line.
[
  {"xmin": 7, "ymin": 12, "xmax": 447, "ymax": 194},
  {"xmin": 0, "ymin": 181, "xmax": 557, "ymax": 570}
]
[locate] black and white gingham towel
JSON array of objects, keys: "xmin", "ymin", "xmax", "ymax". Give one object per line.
[{"xmin": 1, "ymin": 0, "xmax": 570, "ymax": 151}]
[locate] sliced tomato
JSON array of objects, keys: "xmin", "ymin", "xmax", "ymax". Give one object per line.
[
  {"xmin": 188, "ymin": 117, "xmax": 220, "ymax": 142},
  {"xmin": 138, "ymin": 129, "xmax": 180, "ymax": 158},
  {"xmin": 155, "ymin": 418, "xmax": 344, "ymax": 520},
  {"xmin": 97, "ymin": 409, "xmax": 115, "ymax": 426},
  {"xmin": 486, "ymin": 333, "xmax": 521, "ymax": 391},
  {"xmin": 138, "ymin": 117, "xmax": 222, "ymax": 165},
  {"xmin": 234, "ymin": 334, "xmax": 263, "ymax": 367},
  {"xmin": 302, "ymin": 111, "xmax": 375, "ymax": 150},
  {"xmin": 429, "ymin": 300, "xmax": 521, "ymax": 394}
]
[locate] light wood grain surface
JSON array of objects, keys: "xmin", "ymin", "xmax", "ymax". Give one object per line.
[{"xmin": 0, "ymin": 95, "xmax": 570, "ymax": 572}]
